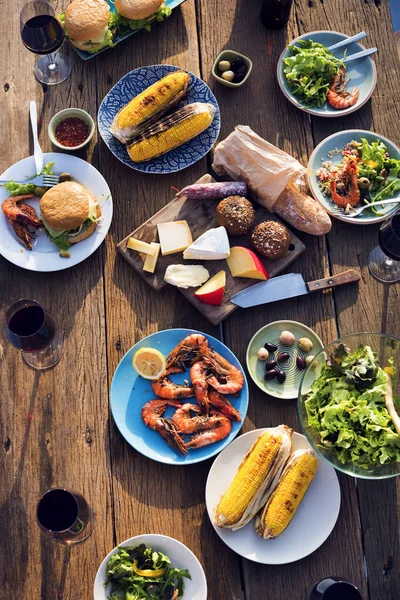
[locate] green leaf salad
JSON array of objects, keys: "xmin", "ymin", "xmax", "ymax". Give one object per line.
[
  {"xmin": 283, "ymin": 40, "xmax": 344, "ymax": 107},
  {"xmin": 105, "ymin": 544, "xmax": 191, "ymax": 600},
  {"xmin": 3, "ymin": 162, "xmax": 54, "ymax": 196},
  {"xmin": 305, "ymin": 344, "xmax": 400, "ymax": 467}
]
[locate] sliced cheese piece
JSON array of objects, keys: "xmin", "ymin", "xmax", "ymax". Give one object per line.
[
  {"xmin": 127, "ymin": 237, "xmax": 157, "ymax": 255},
  {"xmin": 164, "ymin": 265, "xmax": 209, "ymax": 288},
  {"xmin": 143, "ymin": 242, "xmax": 161, "ymax": 274},
  {"xmin": 157, "ymin": 221, "xmax": 192, "ymax": 256},
  {"xmin": 183, "ymin": 226, "xmax": 230, "ymax": 260}
]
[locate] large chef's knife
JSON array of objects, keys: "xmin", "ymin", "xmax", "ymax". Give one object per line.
[{"xmin": 230, "ymin": 270, "xmax": 360, "ymax": 308}]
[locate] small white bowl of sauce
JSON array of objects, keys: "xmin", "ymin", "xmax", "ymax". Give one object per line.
[{"xmin": 48, "ymin": 108, "xmax": 95, "ymax": 151}]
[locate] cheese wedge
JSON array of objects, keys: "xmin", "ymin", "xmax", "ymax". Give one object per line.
[
  {"xmin": 157, "ymin": 221, "xmax": 192, "ymax": 256},
  {"xmin": 164, "ymin": 264, "xmax": 209, "ymax": 288},
  {"xmin": 127, "ymin": 237, "xmax": 157, "ymax": 255},
  {"xmin": 183, "ymin": 226, "xmax": 230, "ymax": 260},
  {"xmin": 143, "ymin": 243, "xmax": 161, "ymax": 274}
]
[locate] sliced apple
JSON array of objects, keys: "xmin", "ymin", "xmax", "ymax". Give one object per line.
[
  {"xmin": 195, "ymin": 270, "xmax": 226, "ymax": 305},
  {"xmin": 226, "ymin": 246, "xmax": 269, "ymax": 281}
]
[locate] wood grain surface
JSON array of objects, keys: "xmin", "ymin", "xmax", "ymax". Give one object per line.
[{"xmin": 0, "ymin": 1, "xmax": 399, "ymax": 599}]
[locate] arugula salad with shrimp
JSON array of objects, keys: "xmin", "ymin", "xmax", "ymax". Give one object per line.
[
  {"xmin": 316, "ymin": 138, "xmax": 400, "ymax": 214},
  {"xmin": 105, "ymin": 544, "xmax": 191, "ymax": 600}
]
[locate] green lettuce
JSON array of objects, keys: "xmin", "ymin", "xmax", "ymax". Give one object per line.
[
  {"xmin": 120, "ymin": 4, "xmax": 172, "ymax": 32},
  {"xmin": 3, "ymin": 162, "xmax": 54, "ymax": 196},
  {"xmin": 305, "ymin": 346, "xmax": 400, "ymax": 467}
]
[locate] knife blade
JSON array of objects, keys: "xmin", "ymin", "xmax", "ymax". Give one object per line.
[
  {"xmin": 30, "ymin": 101, "xmax": 43, "ymax": 175},
  {"xmin": 230, "ymin": 270, "xmax": 360, "ymax": 308}
]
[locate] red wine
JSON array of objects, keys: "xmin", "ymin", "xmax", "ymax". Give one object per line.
[
  {"xmin": 7, "ymin": 305, "xmax": 55, "ymax": 352},
  {"xmin": 37, "ymin": 489, "xmax": 78, "ymax": 532},
  {"xmin": 21, "ymin": 15, "xmax": 64, "ymax": 55},
  {"xmin": 379, "ymin": 211, "xmax": 400, "ymax": 261},
  {"xmin": 260, "ymin": 0, "xmax": 294, "ymax": 29},
  {"xmin": 322, "ymin": 583, "xmax": 362, "ymax": 600}
]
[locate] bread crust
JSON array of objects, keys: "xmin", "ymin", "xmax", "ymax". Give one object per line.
[
  {"xmin": 65, "ymin": 0, "xmax": 110, "ymax": 43},
  {"xmin": 114, "ymin": 0, "xmax": 163, "ymax": 20},
  {"xmin": 40, "ymin": 182, "xmax": 92, "ymax": 230},
  {"xmin": 274, "ymin": 183, "xmax": 332, "ymax": 235}
]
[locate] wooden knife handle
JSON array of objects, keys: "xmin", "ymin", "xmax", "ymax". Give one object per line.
[{"xmin": 307, "ymin": 269, "xmax": 361, "ymax": 292}]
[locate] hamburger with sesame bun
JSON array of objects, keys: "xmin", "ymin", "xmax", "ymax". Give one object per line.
[
  {"xmin": 114, "ymin": 0, "xmax": 172, "ymax": 29},
  {"xmin": 61, "ymin": 0, "xmax": 119, "ymax": 54},
  {"xmin": 40, "ymin": 182, "xmax": 101, "ymax": 255}
]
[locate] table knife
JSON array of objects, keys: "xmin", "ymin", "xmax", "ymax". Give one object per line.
[
  {"xmin": 230, "ymin": 270, "xmax": 360, "ymax": 308},
  {"xmin": 30, "ymin": 100, "xmax": 43, "ymax": 175}
]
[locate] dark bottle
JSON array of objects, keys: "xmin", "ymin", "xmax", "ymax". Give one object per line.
[{"xmin": 260, "ymin": 0, "xmax": 294, "ymax": 29}]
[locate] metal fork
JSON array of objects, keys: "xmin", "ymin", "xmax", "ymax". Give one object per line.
[
  {"xmin": 330, "ymin": 198, "xmax": 400, "ymax": 218},
  {"xmin": 0, "ymin": 173, "xmax": 60, "ymax": 187}
]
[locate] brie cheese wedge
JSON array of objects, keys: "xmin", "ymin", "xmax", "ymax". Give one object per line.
[
  {"xmin": 183, "ymin": 227, "xmax": 230, "ymax": 260},
  {"xmin": 164, "ymin": 265, "xmax": 209, "ymax": 288}
]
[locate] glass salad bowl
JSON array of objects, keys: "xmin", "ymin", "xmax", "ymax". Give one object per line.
[{"xmin": 298, "ymin": 333, "xmax": 400, "ymax": 479}]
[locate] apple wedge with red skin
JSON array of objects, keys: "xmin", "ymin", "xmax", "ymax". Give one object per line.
[
  {"xmin": 226, "ymin": 247, "xmax": 269, "ymax": 280},
  {"xmin": 195, "ymin": 270, "xmax": 226, "ymax": 305}
]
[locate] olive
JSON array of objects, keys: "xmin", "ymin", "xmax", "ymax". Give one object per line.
[
  {"xmin": 266, "ymin": 360, "xmax": 277, "ymax": 371},
  {"xmin": 264, "ymin": 342, "xmax": 278, "ymax": 353},
  {"xmin": 59, "ymin": 172, "xmax": 72, "ymax": 183},
  {"xmin": 233, "ymin": 73, "xmax": 245, "ymax": 84},
  {"xmin": 277, "ymin": 370, "xmax": 286, "ymax": 384},
  {"xmin": 231, "ymin": 57, "xmax": 245, "ymax": 71},
  {"xmin": 296, "ymin": 356, "xmax": 306, "ymax": 370},
  {"xmin": 264, "ymin": 369, "xmax": 277, "ymax": 381},
  {"xmin": 277, "ymin": 352, "xmax": 290, "ymax": 363},
  {"xmin": 358, "ymin": 177, "xmax": 370, "ymax": 190},
  {"xmin": 34, "ymin": 186, "xmax": 47, "ymax": 196},
  {"xmin": 218, "ymin": 60, "xmax": 231, "ymax": 72},
  {"xmin": 236, "ymin": 65, "xmax": 247, "ymax": 75},
  {"xmin": 221, "ymin": 70, "xmax": 235, "ymax": 82},
  {"xmin": 257, "ymin": 347, "xmax": 269, "ymax": 361}
]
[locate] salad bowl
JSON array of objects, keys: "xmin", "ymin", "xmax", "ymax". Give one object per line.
[{"xmin": 298, "ymin": 333, "xmax": 400, "ymax": 479}]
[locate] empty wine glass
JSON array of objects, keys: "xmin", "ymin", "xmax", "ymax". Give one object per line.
[
  {"xmin": 20, "ymin": 0, "xmax": 71, "ymax": 85},
  {"xmin": 368, "ymin": 208, "xmax": 400, "ymax": 283},
  {"xmin": 5, "ymin": 298, "xmax": 63, "ymax": 370},
  {"xmin": 37, "ymin": 488, "xmax": 94, "ymax": 544}
]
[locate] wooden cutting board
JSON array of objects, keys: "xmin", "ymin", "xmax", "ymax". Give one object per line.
[{"xmin": 117, "ymin": 175, "xmax": 306, "ymax": 325}]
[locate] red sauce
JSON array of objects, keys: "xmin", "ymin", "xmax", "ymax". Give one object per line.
[{"xmin": 55, "ymin": 117, "xmax": 90, "ymax": 147}]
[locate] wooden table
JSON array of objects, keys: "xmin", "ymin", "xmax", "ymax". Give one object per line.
[{"xmin": 1, "ymin": 1, "xmax": 399, "ymax": 598}]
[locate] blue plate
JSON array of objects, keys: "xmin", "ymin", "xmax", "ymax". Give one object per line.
[
  {"xmin": 67, "ymin": 0, "xmax": 186, "ymax": 60},
  {"xmin": 277, "ymin": 30, "xmax": 377, "ymax": 117},
  {"xmin": 98, "ymin": 64, "xmax": 221, "ymax": 173},
  {"xmin": 110, "ymin": 329, "xmax": 248, "ymax": 465},
  {"xmin": 308, "ymin": 129, "xmax": 400, "ymax": 225}
]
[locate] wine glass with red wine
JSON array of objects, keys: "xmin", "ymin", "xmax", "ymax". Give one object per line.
[
  {"xmin": 307, "ymin": 577, "xmax": 362, "ymax": 600},
  {"xmin": 20, "ymin": 0, "xmax": 71, "ymax": 85},
  {"xmin": 37, "ymin": 488, "xmax": 94, "ymax": 544},
  {"xmin": 5, "ymin": 298, "xmax": 63, "ymax": 370},
  {"xmin": 368, "ymin": 208, "xmax": 400, "ymax": 283}
]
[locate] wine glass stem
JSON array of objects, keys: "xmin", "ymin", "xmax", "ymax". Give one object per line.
[
  {"xmin": 47, "ymin": 52, "xmax": 57, "ymax": 72},
  {"xmin": 384, "ymin": 257, "xmax": 394, "ymax": 267}
]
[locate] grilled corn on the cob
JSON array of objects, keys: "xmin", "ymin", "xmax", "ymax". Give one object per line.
[
  {"xmin": 110, "ymin": 71, "xmax": 191, "ymax": 143},
  {"xmin": 215, "ymin": 426, "xmax": 292, "ymax": 530},
  {"xmin": 256, "ymin": 448, "xmax": 318, "ymax": 539},
  {"xmin": 127, "ymin": 102, "xmax": 216, "ymax": 163}
]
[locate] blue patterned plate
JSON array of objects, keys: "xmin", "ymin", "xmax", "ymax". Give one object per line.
[
  {"xmin": 110, "ymin": 328, "xmax": 248, "ymax": 465},
  {"xmin": 98, "ymin": 64, "xmax": 221, "ymax": 173},
  {"xmin": 277, "ymin": 30, "xmax": 377, "ymax": 117}
]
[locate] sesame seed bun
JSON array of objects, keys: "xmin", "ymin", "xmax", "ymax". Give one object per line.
[
  {"xmin": 40, "ymin": 182, "xmax": 97, "ymax": 231},
  {"xmin": 65, "ymin": 0, "xmax": 110, "ymax": 47},
  {"xmin": 114, "ymin": 0, "xmax": 163, "ymax": 20}
]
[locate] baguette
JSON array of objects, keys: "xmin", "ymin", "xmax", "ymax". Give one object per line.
[{"xmin": 274, "ymin": 183, "xmax": 332, "ymax": 235}]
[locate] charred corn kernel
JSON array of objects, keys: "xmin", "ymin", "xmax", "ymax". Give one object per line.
[
  {"xmin": 127, "ymin": 103, "xmax": 215, "ymax": 163},
  {"xmin": 215, "ymin": 432, "xmax": 283, "ymax": 528},
  {"xmin": 110, "ymin": 71, "xmax": 190, "ymax": 143},
  {"xmin": 257, "ymin": 449, "xmax": 317, "ymax": 539}
]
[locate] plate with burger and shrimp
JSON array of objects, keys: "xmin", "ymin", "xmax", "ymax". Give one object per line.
[{"xmin": 0, "ymin": 152, "xmax": 113, "ymax": 271}]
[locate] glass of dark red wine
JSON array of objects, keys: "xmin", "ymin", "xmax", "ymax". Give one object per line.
[
  {"xmin": 307, "ymin": 577, "xmax": 362, "ymax": 600},
  {"xmin": 37, "ymin": 488, "xmax": 94, "ymax": 544},
  {"xmin": 5, "ymin": 298, "xmax": 63, "ymax": 370},
  {"xmin": 20, "ymin": 0, "xmax": 71, "ymax": 85},
  {"xmin": 368, "ymin": 208, "xmax": 400, "ymax": 283}
]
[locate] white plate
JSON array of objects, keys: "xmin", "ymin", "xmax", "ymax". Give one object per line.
[
  {"xmin": 205, "ymin": 429, "xmax": 341, "ymax": 564},
  {"xmin": 0, "ymin": 152, "xmax": 112, "ymax": 271},
  {"xmin": 93, "ymin": 533, "xmax": 207, "ymax": 600}
]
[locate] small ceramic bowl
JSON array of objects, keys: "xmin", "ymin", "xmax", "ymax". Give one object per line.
[
  {"xmin": 48, "ymin": 108, "xmax": 95, "ymax": 151},
  {"xmin": 212, "ymin": 49, "xmax": 253, "ymax": 88}
]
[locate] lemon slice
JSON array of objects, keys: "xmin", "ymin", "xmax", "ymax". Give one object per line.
[{"xmin": 132, "ymin": 347, "xmax": 166, "ymax": 380}]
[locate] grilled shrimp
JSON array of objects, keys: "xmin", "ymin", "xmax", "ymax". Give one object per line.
[
  {"xmin": 208, "ymin": 389, "xmax": 241, "ymax": 422},
  {"xmin": 164, "ymin": 333, "xmax": 209, "ymax": 374},
  {"xmin": 327, "ymin": 66, "xmax": 359, "ymax": 110},
  {"xmin": 185, "ymin": 412, "xmax": 232, "ymax": 449},
  {"xmin": 2, "ymin": 194, "xmax": 40, "ymax": 249},
  {"xmin": 198, "ymin": 346, "xmax": 244, "ymax": 395},
  {"xmin": 190, "ymin": 360, "xmax": 210, "ymax": 413},
  {"xmin": 141, "ymin": 399, "xmax": 186, "ymax": 455},
  {"xmin": 151, "ymin": 375, "xmax": 194, "ymax": 399},
  {"xmin": 330, "ymin": 160, "xmax": 361, "ymax": 208},
  {"xmin": 172, "ymin": 402, "xmax": 227, "ymax": 434}
]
